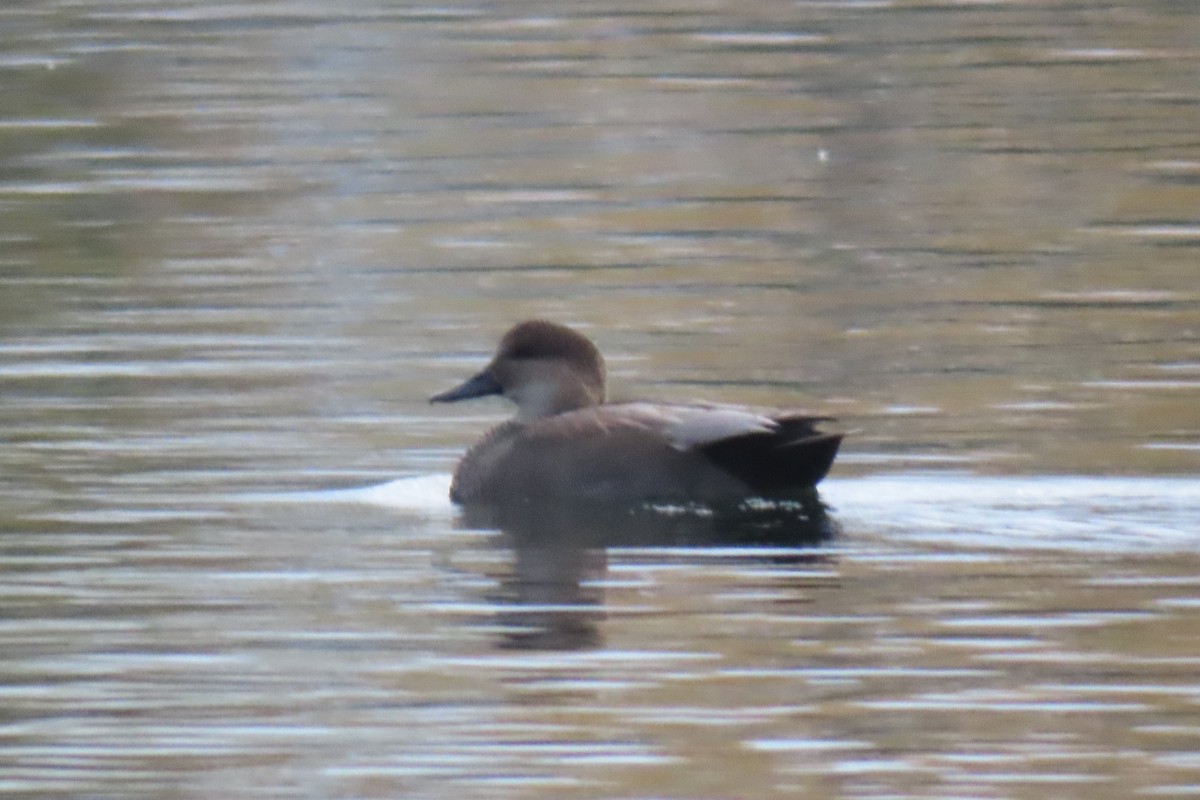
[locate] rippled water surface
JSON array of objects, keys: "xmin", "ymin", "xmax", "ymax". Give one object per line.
[{"xmin": 2, "ymin": 1, "xmax": 1199, "ymax": 798}]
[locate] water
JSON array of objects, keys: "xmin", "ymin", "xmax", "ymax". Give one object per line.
[{"xmin": 2, "ymin": 1, "xmax": 1199, "ymax": 798}]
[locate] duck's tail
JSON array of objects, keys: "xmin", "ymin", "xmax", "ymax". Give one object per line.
[{"xmin": 699, "ymin": 416, "xmax": 844, "ymax": 493}]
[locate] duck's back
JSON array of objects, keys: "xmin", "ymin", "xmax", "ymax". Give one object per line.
[{"xmin": 449, "ymin": 403, "xmax": 841, "ymax": 506}]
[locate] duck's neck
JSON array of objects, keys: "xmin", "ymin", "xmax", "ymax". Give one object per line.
[{"xmin": 513, "ymin": 373, "xmax": 604, "ymax": 423}]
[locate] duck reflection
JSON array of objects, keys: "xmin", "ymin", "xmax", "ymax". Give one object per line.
[{"xmin": 458, "ymin": 492, "xmax": 838, "ymax": 651}]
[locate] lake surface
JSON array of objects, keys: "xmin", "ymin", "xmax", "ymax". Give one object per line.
[{"xmin": 2, "ymin": 1, "xmax": 1198, "ymax": 798}]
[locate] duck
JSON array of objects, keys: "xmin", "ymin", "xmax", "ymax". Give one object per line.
[{"xmin": 430, "ymin": 320, "xmax": 843, "ymax": 507}]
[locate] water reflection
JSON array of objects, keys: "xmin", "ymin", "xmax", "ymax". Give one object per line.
[{"xmin": 461, "ymin": 495, "xmax": 837, "ymax": 650}]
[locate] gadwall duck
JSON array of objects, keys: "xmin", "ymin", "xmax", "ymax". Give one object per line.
[{"xmin": 431, "ymin": 320, "xmax": 843, "ymax": 506}]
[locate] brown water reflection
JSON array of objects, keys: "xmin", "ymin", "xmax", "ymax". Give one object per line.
[
  {"xmin": 468, "ymin": 498, "xmax": 837, "ymax": 651},
  {"xmin": 2, "ymin": 0, "xmax": 1199, "ymax": 798}
]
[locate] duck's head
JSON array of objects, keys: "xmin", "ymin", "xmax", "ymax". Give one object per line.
[{"xmin": 430, "ymin": 320, "xmax": 607, "ymax": 422}]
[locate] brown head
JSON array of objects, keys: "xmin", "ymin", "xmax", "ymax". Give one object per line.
[{"xmin": 430, "ymin": 320, "xmax": 607, "ymax": 421}]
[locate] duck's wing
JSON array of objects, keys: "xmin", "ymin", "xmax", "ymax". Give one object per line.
[
  {"xmin": 509, "ymin": 402, "xmax": 760, "ymax": 446},
  {"xmin": 546, "ymin": 403, "xmax": 844, "ymax": 493},
  {"xmin": 587, "ymin": 402, "xmax": 833, "ymax": 447},
  {"xmin": 604, "ymin": 402, "xmax": 776, "ymax": 450}
]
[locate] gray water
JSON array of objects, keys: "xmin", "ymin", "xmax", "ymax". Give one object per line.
[{"xmin": 2, "ymin": 1, "xmax": 1199, "ymax": 798}]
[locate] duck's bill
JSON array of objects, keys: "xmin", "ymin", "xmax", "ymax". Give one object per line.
[{"xmin": 429, "ymin": 368, "xmax": 503, "ymax": 403}]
